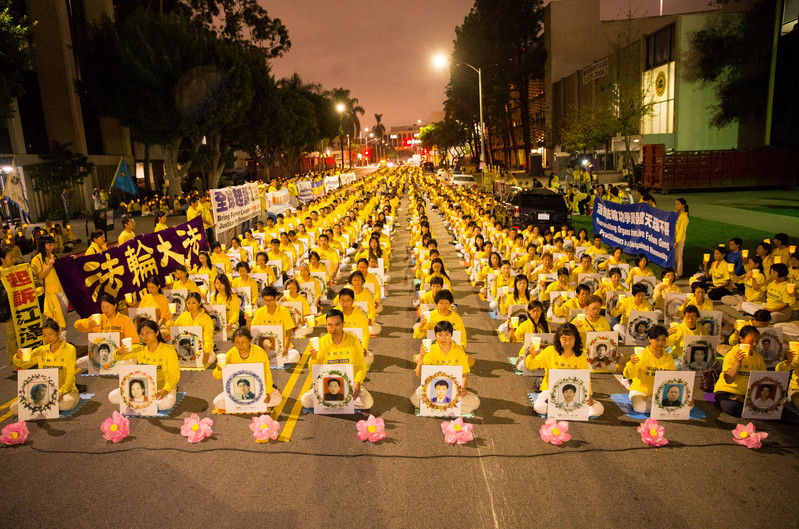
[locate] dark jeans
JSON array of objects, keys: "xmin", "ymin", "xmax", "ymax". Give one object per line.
[
  {"xmin": 713, "ymin": 391, "xmax": 743, "ymax": 417},
  {"xmin": 708, "ymin": 286, "xmax": 732, "ymax": 300},
  {"xmin": 205, "ymin": 227, "xmax": 215, "ymax": 246}
]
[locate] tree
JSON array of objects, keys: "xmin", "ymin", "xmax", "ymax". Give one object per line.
[
  {"xmin": 0, "ymin": 1, "xmax": 33, "ymax": 123},
  {"xmin": 28, "ymin": 142, "xmax": 94, "ymax": 198},
  {"xmin": 419, "ymin": 118, "xmax": 469, "ymax": 165},
  {"xmin": 373, "ymin": 113, "xmax": 385, "ymax": 161},
  {"xmin": 330, "ymin": 88, "xmax": 364, "ymax": 169},
  {"xmin": 684, "ymin": 0, "xmax": 774, "ymax": 128}
]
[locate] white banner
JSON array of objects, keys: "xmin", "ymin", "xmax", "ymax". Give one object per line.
[
  {"xmin": 324, "ymin": 175, "xmax": 340, "ymax": 192},
  {"xmin": 210, "ymin": 182, "xmax": 261, "ymax": 233}
]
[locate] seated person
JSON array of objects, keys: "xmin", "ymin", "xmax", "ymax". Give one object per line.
[
  {"xmin": 611, "ymin": 283, "xmax": 653, "ymax": 344},
  {"xmin": 713, "ymin": 325, "xmax": 766, "ymax": 417},
  {"xmin": 411, "ymin": 321, "xmax": 480, "ymax": 414},
  {"xmin": 413, "ymin": 289, "xmax": 467, "ymax": 346},
  {"xmin": 776, "ymin": 343, "xmax": 799, "ymax": 409},
  {"xmin": 246, "ymin": 286, "xmax": 300, "ymax": 364},
  {"xmin": 301, "ymin": 309, "xmax": 372, "ymax": 410},
  {"xmin": 212, "ymin": 327, "xmax": 282, "ymax": 412},
  {"xmin": 623, "ymin": 325, "xmax": 679, "ymax": 414}
]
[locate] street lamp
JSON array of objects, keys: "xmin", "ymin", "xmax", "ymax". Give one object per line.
[
  {"xmin": 336, "ymin": 103, "xmax": 345, "ymax": 170},
  {"xmin": 433, "ymin": 53, "xmax": 485, "ymax": 174}
]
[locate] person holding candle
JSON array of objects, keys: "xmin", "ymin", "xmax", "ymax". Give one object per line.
[
  {"xmin": 75, "ymin": 293, "xmax": 138, "ymax": 343},
  {"xmin": 210, "ymin": 274, "xmax": 240, "ymax": 332},
  {"xmin": 12, "ymin": 319, "xmax": 78, "ymax": 414},
  {"xmin": 704, "ymin": 247, "xmax": 732, "ymax": 300},
  {"xmin": 413, "ymin": 289, "xmax": 467, "ymax": 346},
  {"xmin": 653, "ymin": 267, "xmax": 681, "ymax": 313},
  {"xmin": 412, "ymin": 320, "xmax": 480, "ymax": 413},
  {"xmin": 525, "ymin": 323, "xmax": 604, "ymax": 417},
  {"xmin": 623, "ymin": 325, "xmax": 680, "ymax": 413},
  {"xmin": 728, "ymin": 309, "xmax": 771, "ymax": 347},
  {"xmin": 771, "ymin": 233, "xmax": 791, "ymax": 267},
  {"xmin": 597, "ymin": 247, "xmax": 625, "ymax": 272},
  {"xmin": 678, "ymin": 283, "xmax": 714, "ymax": 316},
  {"xmin": 169, "ymin": 292, "xmax": 216, "ymax": 365},
  {"xmin": 666, "ymin": 305, "xmax": 710, "ymax": 357},
  {"xmin": 611, "ymin": 283, "xmax": 653, "ymax": 344},
  {"xmin": 212, "ymin": 327, "xmax": 281, "ymax": 413},
  {"xmin": 110, "ymin": 320, "xmax": 179, "ymax": 410},
  {"xmin": 722, "ymin": 256, "xmax": 765, "ymax": 310},
  {"xmin": 714, "ymin": 325, "xmax": 765, "ymax": 417},
  {"xmin": 133, "ymin": 275, "xmax": 172, "ymax": 326},
  {"xmin": 248, "ymin": 286, "xmax": 300, "ymax": 364},
  {"xmin": 775, "ymin": 341, "xmax": 799, "ymax": 409},
  {"xmin": 553, "ymin": 283, "xmax": 591, "ymax": 320}
]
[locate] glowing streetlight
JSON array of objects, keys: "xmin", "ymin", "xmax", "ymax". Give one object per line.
[
  {"xmin": 336, "ymin": 103, "xmax": 345, "ymax": 169},
  {"xmin": 433, "ymin": 53, "xmax": 485, "ymax": 170}
]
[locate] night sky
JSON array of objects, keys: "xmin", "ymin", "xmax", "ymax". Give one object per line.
[{"xmin": 265, "ymin": 0, "xmax": 475, "ymax": 132}]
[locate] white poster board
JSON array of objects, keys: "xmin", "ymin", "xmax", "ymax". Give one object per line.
[
  {"xmin": 88, "ymin": 332, "xmax": 121, "ymax": 375},
  {"xmin": 17, "ymin": 368, "xmax": 59, "ymax": 420},
  {"xmin": 650, "ymin": 370, "xmax": 695, "ymax": 421},
  {"xmin": 279, "ymin": 301, "xmax": 304, "ymax": 327},
  {"xmin": 171, "ymin": 326, "xmax": 204, "ymax": 368},
  {"xmin": 118, "ymin": 364, "xmax": 158, "ymax": 416},
  {"xmin": 627, "ymin": 311, "xmax": 659, "ymax": 345},
  {"xmin": 698, "ymin": 310, "xmax": 723, "ymax": 337},
  {"xmin": 163, "ymin": 289, "xmax": 189, "ymax": 315},
  {"xmin": 251, "ymin": 325, "xmax": 285, "ymax": 367},
  {"xmin": 756, "ymin": 327, "xmax": 785, "ymax": 368},
  {"xmin": 312, "ymin": 363, "xmax": 356, "ymax": 414},
  {"xmin": 222, "ymin": 362, "xmax": 268, "ymax": 414},
  {"xmin": 664, "ymin": 293, "xmax": 688, "ymax": 326},
  {"xmin": 189, "ymin": 273, "xmax": 210, "ymax": 292},
  {"xmin": 578, "ymin": 273, "xmax": 603, "ymax": 294},
  {"xmin": 547, "ymin": 369, "xmax": 591, "ymax": 421},
  {"xmin": 633, "ymin": 275, "xmax": 657, "ymax": 299},
  {"xmin": 742, "ymin": 371, "xmax": 790, "ymax": 420},
  {"xmin": 207, "ymin": 304, "xmax": 228, "ymax": 342},
  {"xmin": 682, "ymin": 335, "xmax": 719, "ymax": 371},
  {"xmin": 128, "ymin": 308, "xmax": 156, "ymax": 332},
  {"xmin": 585, "ymin": 331, "xmax": 620, "ymax": 372},
  {"xmin": 419, "ymin": 365, "xmax": 463, "ymax": 418},
  {"xmin": 232, "ymin": 286, "xmax": 251, "ymax": 310}
]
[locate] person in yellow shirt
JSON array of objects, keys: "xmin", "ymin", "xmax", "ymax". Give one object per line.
[
  {"xmin": 511, "ymin": 301, "xmax": 550, "ymax": 345},
  {"xmin": 210, "ymin": 242, "xmax": 233, "ymax": 275},
  {"xmin": 571, "ymin": 294, "xmax": 611, "ymax": 348},
  {"xmin": 251, "ymin": 252, "xmax": 277, "ymax": 286},
  {"xmin": 210, "ymin": 275, "xmax": 241, "ymax": 331},
  {"xmin": 172, "ymin": 265, "xmax": 200, "ymax": 295},
  {"xmin": 553, "ymin": 284, "xmax": 591, "ymax": 320},
  {"xmin": 704, "ymin": 247, "xmax": 732, "ymax": 300},
  {"xmin": 524, "ymin": 323, "xmax": 604, "ymax": 417},
  {"xmin": 117, "ymin": 215, "xmax": 136, "ymax": 245},
  {"xmin": 626, "ymin": 254, "xmax": 655, "ymax": 286},
  {"xmin": 198, "ymin": 195, "xmax": 215, "ymax": 243},
  {"xmin": 568, "ymin": 254, "xmax": 597, "ymax": 285},
  {"xmin": 673, "ymin": 198, "xmax": 689, "ymax": 277},
  {"xmin": 133, "ymin": 275, "xmax": 173, "ymax": 326},
  {"xmin": 540, "ymin": 267, "xmax": 574, "ymax": 303},
  {"xmin": 677, "ymin": 283, "xmax": 714, "ymax": 316},
  {"xmin": 191, "ymin": 251, "xmax": 218, "ymax": 289},
  {"xmin": 281, "ymin": 278, "xmax": 312, "ymax": 337},
  {"xmin": 652, "ymin": 268, "xmax": 681, "ymax": 311},
  {"xmin": 31, "ymin": 236, "xmax": 69, "ymax": 329},
  {"xmin": 722, "ymin": 256, "xmax": 766, "ymax": 310},
  {"xmin": 413, "ymin": 290, "xmax": 467, "ymax": 346},
  {"xmin": 489, "ymin": 260, "xmax": 515, "ymax": 312},
  {"xmin": 713, "ymin": 325, "xmax": 765, "ymax": 417},
  {"xmin": 666, "ymin": 305, "xmax": 709, "ymax": 357},
  {"xmin": 232, "ymin": 262, "xmax": 259, "ymax": 305},
  {"xmin": 317, "ymin": 288, "xmax": 373, "ymax": 354},
  {"xmin": 247, "ymin": 286, "xmax": 300, "ymax": 364},
  {"xmin": 242, "ymin": 230, "xmax": 261, "ymax": 256},
  {"xmin": 412, "ymin": 320, "xmax": 480, "ymax": 413},
  {"xmin": 598, "ymin": 247, "xmax": 625, "ymax": 272},
  {"xmin": 111, "ymin": 320, "xmax": 180, "ymax": 410},
  {"xmin": 11, "ymin": 320, "xmax": 78, "ymax": 414},
  {"xmin": 169, "ymin": 292, "xmax": 216, "ymax": 365},
  {"xmin": 154, "ymin": 210, "xmax": 168, "ymax": 232},
  {"xmin": 742, "ymin": 263, "xmax": 794, "ymax": 323},
  {"xmin": 84, "ymin": 230, "xmax": 107, "ymax": 256},
  {"xmin": 228, "ymin": 237, "xmax": 249, "ymax": 264},
  {"xmin": 728, "ymin": 309, "xmax": 771, "ymax": 347},
  {"xmin": 776, "ymin": 342, "xmax": 799, "ymax": 409},
  {"xmin": 211, "ymin": 327, "xmax": 282, "ymax": 412},
  {"xmin": 301, "ymin": 308, "xmax": 373, "ymax": 410},
  {"xmin": 596, "ymin": 267, "xmax": 629, "ymax": 309},
  {"xmin": 611, "ymin": 283, "xmax": 653, "ymax": 343},
  {"xmin": 75, "ymin": 293, "xmax": 139, "ymax": 344},
  {"xmin": 315, "ymin": 234, "xmax": 340, "ymax": 278},
  {"xmin": 422, "ymin": 258, "xmax": 453, "ymax": 292},
  {"xmin": 267, "ymin": 239, "xmax": 292, "ymax": 276},
  {"xmin": 584, "ymin": 234, "xmax": 608, "ymax": 257},
  {"xmin": 623, "ymin": 325, "xmax": 677, "ymax": 413}
]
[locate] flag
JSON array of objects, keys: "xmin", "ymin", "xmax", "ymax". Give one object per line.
[
  {"xmin": 0, "ymin": 157, "xmax": 30, "ymax": 216},
  {"xmin": 110, "ymin": 157, "xmax": 138, "ymax": 196}
]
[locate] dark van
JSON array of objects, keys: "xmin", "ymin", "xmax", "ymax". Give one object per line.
[{"xmin": 494, "ymin": 187, "xmax": 571, "ymax": 229}]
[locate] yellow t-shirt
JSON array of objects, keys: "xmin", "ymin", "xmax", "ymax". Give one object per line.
[
  {"xmin": 13, "ymin": 340, "xmax": 77, "ymax": 394},
  {"xmin": 622, "ymin": 346, "xmax": 675, "ymax": 395},
  {"xmin": 116, "ymin": 342, "xmax": 180, "ymax": 392},
  {"xmin": 421, "ymin": 342, "xmax": 471, "ymax": 373},
  {"xmin": 212, "ymin": 344, "xmax": 273, "ymax": 392},
  {"xmin": 413, "ymin": 308, "xmax": 467, "ymax": 346},
  {"xmin": 525, "ymin": 346, "xmax": 591, "ymax": 392},
  {"xmin": 309, "ymin": 332, "xmax": 367, "ymax": 384},
  {"xmin": 118, "ymin": 230, "xmax": 136, "ymax": 245},
  {"xmin": 714, "ymin": 346, "xmax": 766, "ymax": 395}
]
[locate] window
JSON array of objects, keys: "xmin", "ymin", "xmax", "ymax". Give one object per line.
[{"xmin": 645, "ymin": 24, "xmax": 675, "ymax": 70}]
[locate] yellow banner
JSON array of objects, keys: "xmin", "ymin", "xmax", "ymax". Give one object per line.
[{"xmin": 0, "ymin": 264, "xmax": 44, "ymax": 350}]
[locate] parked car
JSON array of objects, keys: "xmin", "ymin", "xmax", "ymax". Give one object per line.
[
  {"xmin": 494, "ymin": 187, "xmax": 570, "ymax": 229},
  {"xmin": 422, "ymin": 161, "xmax": 435, "ymax": 173},
  {"xmin": 450, "ymin": 174, "xmax": 479, "ymax": 188}
]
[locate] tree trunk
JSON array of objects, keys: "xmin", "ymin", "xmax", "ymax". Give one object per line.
[
  {"xmin": 143, "ymin": 143, "xmax": 152, "ymax": 193},
  {"xmin": 163, "ymin": 137, "xmax": 185, "ymax": 199}
]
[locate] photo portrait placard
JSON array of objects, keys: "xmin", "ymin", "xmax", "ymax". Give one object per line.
[
  {"xmin": 742, "ymin": 371, "xmax": 790, "ymax": 420},
  {"xmin": 756, "ymin": 327, "xmax": 785, "ymax": 368},
  {"xmin": 118, "ymin": 364, "xmax": 158, "ymax": 416},
  {"xmin": 222, "ymin": 362, "xmax": 267, "ymax": 414},
  {"xmin": 682, "ymin": 335, "xmax": 719, "ymax": 371},
  {"xmin": 298, "ymin": 281, "xmax": 318, "ymax": 306},
  {"xmin": 698, "ymin": 310, "xmax": 723, "ymax": 337},
  {"xmin": 232, "ymin": 287, "xmax": 252, "ymax": 310},
  {"xmin": 279, "ymin": 301, "xmax": 304, "ymax": 327},
  {"xmin": 420, "ymin": 365, "xmax": 463, "ymax": 418},
  {"xmin": 628, "ymin": 311, "xmax": 658, "ymax": 346},
  {"xmin": 664, "ymin": 293, "xmax": 688, "ymax": 326},
  {"xmin": 17, "ymin": 368, "xmax": 59, "ymax": 420},
  {"xmin": 170, "ymin": 326, "xmax": 204, "ymax": 368},
  {"xmin": 549, "ymin": 291, "xmax": 575, "ymax": 323},
  {"xmin": 163, "ymin": 289, "xmax": 188, "ymax": 315},
  {"xmin": 88, "ymin": 332, "xmax": 120, "ymax": 375},
  {"xmin": 312, "ymin": 363, "xmax": 355, "ymax": 414},
  {"xmin": 250, "ymin": 273, "xmax": 272, "ymax": 305},
  {"xmin": 650, "ymin": 370, "xmax": 695, "ymax": 420},
  {"xmin": 128, "ymin": 308, "xmax": 156, "ymax": 333},
  {"xmin": 522, "ymin": 333, "xmax": 555, "ymax": 376},
  {"xmin": 547, "ymin": 369, "xmax": 591, "ymax": 421},
  {"xmin": 585, "ymin": 331, "xmax": 620, "ymax": 372},
  {"xmin": 578, "ymin": 273, "xmax": 603, "ymax": 294},
  {"xmin": 207, "ymin": 304, "xmax": 228, "ymax": 342},
  {"xmin": 251, "ymin": 325, "xmax": 285, "ymax": 367},
  {"xmin": 188, "ymin": 273, "xmax": 210, "ymax": 293},
  {"xmin": 633, "ymin": 275, "xmax": 657, "ymax": 299}
]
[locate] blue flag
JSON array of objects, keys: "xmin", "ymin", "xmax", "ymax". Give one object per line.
[{"xmin": 110, "ymin": 158, "xmax": 138, "ymax": 196}]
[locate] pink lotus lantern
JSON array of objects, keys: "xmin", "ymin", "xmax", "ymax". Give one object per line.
[
  {"xmin": 101, "ymin": 412, "xmax": 130, "ymax": 444},
  {"xmin": 442, "ymin": 417, "xmax": 474, "ymax": 445},
  {"xmin": 0, "ymin": 421, "xmax": 29, "ymax": 446},
  {"xmin": 180, "ymin": 413, "xmax": 213, "ymax": 443},
  {"xmin": 732, "ymin": 423, "xmax": 768, "ymax": 449},
  {"xmin": 539, "ymin": 418, "xmax": 571, "ymax": 445},
  {"xmin": 638, "ymin": 417, "xmax": 668, "ymax": 447},
  {"xmin": 356, "ymin": 415, "xmax": 386, "ymax": 443},
  {"xmin": 250, "ymin": 415, "xmax": 280, "ymax": 442}
]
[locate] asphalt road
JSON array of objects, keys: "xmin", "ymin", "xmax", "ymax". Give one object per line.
[{"xmin": 0, "ymin": 191, "xmax": 798, "ymax": 529}]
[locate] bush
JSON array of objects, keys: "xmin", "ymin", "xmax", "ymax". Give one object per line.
[{"xmin": 46, "ymin": 207, "xmax": 66, "ymax": 221}]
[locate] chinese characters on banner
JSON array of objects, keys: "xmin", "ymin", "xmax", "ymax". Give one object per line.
[
  {"xmin": 209, "ymin": 182, "xmax": 261, "ymax": 233},
  {"xmin": 297, "ymin": 179, "xmax": 313, "ymax": 202},
  {"xmin": 53, "ymin": 217, "xmax": 207, "ymax": 318},
  {"xmin": 311, "ymin": 180, "xmax": 324, "ymax": 198},
  {"xmin": 591, "ymin": 198, "xmax": 678, "ymax": 268},
  {"xmin": 0, "ymin": 264, "xmax": 44, "ymax": 350}
]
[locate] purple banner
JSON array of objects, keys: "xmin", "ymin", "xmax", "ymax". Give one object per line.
[{"xmin": 54, "ymin": 217, "xmax": 207, "ymax": 318}]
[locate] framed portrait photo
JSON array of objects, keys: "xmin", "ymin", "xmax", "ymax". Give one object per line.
[
  {"xmin": 547, "ymin": 369, "xmax": 591, "ymax": 421},
  {"xmin": 118, "ymin": 364, "xmax": 158, "ymax": 416},
  {"xmin": 756, "ymin": 327, "xmax": 785, "ymax": 368},
  {"xmin": 742, "ymin": 371, "xmax": 790, "ymax": 420},
  {"xmin": 17, "ymin": 368, "xmax": 60, "ymax": 420},
  {"xmin": 251, "ymin": 325, "xmax": 285, "ymax": 367},
  {"xmin": 312, "ymin": 364, "xmax": 355, "ymax": 414},
  {"xmin": 222, "ymin": 362, "xmax": 268, "ymax": 414},
  {"xmin": 548, "ymin": 290, "xmax": 575, "ymax": 324},
  {"xmin": 633, "ymin": 276, "xmax": 657, "ymax": 299},
  {"xmin": 88, "ymin": 332, "xmax": 121, "ymax": 375},
  {"xmin": 128, "ymin": 308, "xmax": 156, "ymax": 333},
  {"xmin": 682, "ymin": 335, "xmax": 719, "ymax": 372},
  {"xmin": 232, "ymin": 287, "xmax": 252, "ymax": 310},
  {"xmin": 170, "ymin": 326, "xmax": 204, "ymax": 369},
  {"xmin": 664, "ymin": 293, "xmax": 688, "ymax": 326},
  {"xmin": 585, "ymin": 331, "xmax": 620, "ymax": 372},
  {"xmin": 279, "ymin": 301, "xmax": 305, "ymax": 327},
  {"xmin": 420, "ymin": 365, "xmax": 463, "ymax": 418},
  {"xmin": 207, "ymin": 304, "xmax": 228, "ymax": 342},
  {"xmin": 650, "ymin": 370, "xmax": 695, "ymax": 420},
  {"xmin": 163, "ymin": 289, "xmax": 188, "ymax": 316},
  {"xmin": 298, "ymin": 281, "xmax": 318, "ymax": 306},
  {"xmin": 627, "ymin": 311, "xmax": 658, "ymax": 346},
  {"xmin": 188, "ymin": 273, "xmax": 210, "ymax": 293},
  {"xmin": 698, "ymin": 310, "xmax": 723, "ymax": 337},
  {"xmin": 578, "ymin": 273, "xmax": 603, "ymax": 294}
]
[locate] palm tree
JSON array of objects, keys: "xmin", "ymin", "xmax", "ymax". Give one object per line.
[
  {"xmin": 373, "ymin": 113, "xmax": 385, "ymax": 162},
  {"xmin": 330, "ymin": 87, "xmax": 364, "ymax": 169}
]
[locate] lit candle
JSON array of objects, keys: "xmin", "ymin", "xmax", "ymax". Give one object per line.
[{"xmin": 742, "ymin": 250, "xmax": 749, "ymax": 258}]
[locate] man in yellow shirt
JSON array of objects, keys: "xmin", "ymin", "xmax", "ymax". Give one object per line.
[
  {"xmin": 85, "ymin": 230, "xmax": 107, "ymax": 255},
  {"xmin": 186, "ymin": 195, "xmax": 202, "ymax": 224},
  {"xmin": 117, "ymin": 215, "xmax": 136, "ymax": 245},
  {"xmin": 248, "ymin": 286, "xmax": 299, "ymax": 363},
  {"xmin": 267, "ymin": 239, "xmax": 292, "ymax": 276},
  {"xmin": 301, "ymin": 308, "xmax": 373, "ymax": 410}
]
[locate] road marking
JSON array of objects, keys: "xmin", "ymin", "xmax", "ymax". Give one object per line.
[
  {"xmin": 277, "ymin": 373, "xmax": 312, "ymax": 443},
  {"xmin": 268, "ymin": 348, "xmax": 311, "ymax": 423},
  {"xmin": 0, "ymin": 410, "xmax": 15, "ymax": 425},
  {"xmin": 0, "ymin": 397, "xmax": 17, "ymax": 410}
]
